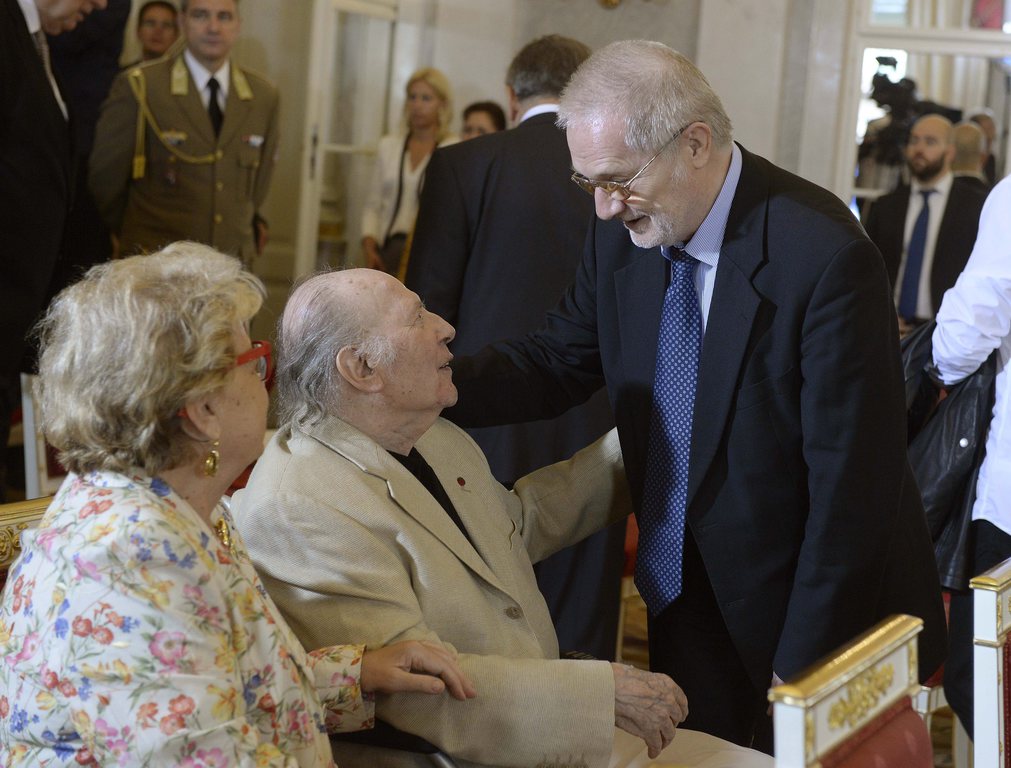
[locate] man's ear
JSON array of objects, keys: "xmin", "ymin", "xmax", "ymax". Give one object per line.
[
  {"xmin": 178, "ymin": 396, "xmax": 222, "ymax": 443},
  {"xmin": 335, "ymin": 346, "xmax": 385, "ymax": 393},
  {"xmin": 684, "ymin": 121, "xmax": 713, "ymax": 168},
  {"xmin": 506, "ymin": 85, "xmax": 520, "ymax": 126}
]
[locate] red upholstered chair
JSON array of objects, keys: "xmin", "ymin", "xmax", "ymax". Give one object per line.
[
  {"xmin": 971, "ymin": 555, "xmax": 1011, "ymax": 768},
  {"xmin": 770, "ymin": 614, "xmax": 932, "ymax": 768},
  {"xmin": 0, "ymin": 496, "xmax": 52, "ymax": 593},
  {"xmin": 615, "ymin": 516, "xmax": 640, "ymax": 663}
]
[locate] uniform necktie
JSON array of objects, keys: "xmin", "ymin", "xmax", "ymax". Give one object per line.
[
  {"xmin": 636, "ymin": 247, "xmax": 702, "ymax": 616},
  {"xmin": 898, "ymin": 189, "xmax": 935, "ymax": 320},
  {"xmin": 207, "ymin": 76, "xmax": 224, "ymax": 137}
]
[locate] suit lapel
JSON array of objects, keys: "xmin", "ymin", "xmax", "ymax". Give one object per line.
[
  {"xmin": 615, "ymin": 242, "xmax": 667, "ymax": 463},
  {"xmin": 308, "ymin": 418, "xmax": 509, "ymax": 593},
  {"xmin": 686, "ymin": 150, "xmax": 765, "ymax": 507}
]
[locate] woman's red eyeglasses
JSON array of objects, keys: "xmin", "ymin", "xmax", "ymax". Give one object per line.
[{"xmin": 235, "ymin": 340, "xmax": 272, "ymax": 382}]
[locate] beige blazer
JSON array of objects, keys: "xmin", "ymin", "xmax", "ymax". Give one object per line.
[
  {"xmin": 235, "ymin": 416, "xmax": 631, "ymax": 768},
  {"xmin": 90, "ymin": 55, "xmax": 279, "ymax": 261}
]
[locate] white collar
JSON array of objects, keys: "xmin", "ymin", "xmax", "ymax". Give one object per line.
[
  {"xmin": 911, "ymin": 171, "xmax": 953, "ymax": 196},
  {"xmin": 520, "ymin": 103, "xmax": 559, "ymax": 124},
  {"xmin": 17, "ymin": 0, "xmax": 41, "ymax": 34},
  {"xmin": 184, "ymin": 49, "xmax": 231, "ymax": 96}
]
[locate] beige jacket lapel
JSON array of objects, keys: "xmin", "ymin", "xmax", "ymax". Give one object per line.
[{"xmin": 306, "ymin": 417, "xmax": 510, "ymax": 595}]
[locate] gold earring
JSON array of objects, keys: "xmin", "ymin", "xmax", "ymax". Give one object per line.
[{"xmin": 204, "ymin": 440, "xmax": 220, "ymax": 477}]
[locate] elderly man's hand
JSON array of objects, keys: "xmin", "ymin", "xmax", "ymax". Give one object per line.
[
  {"xmin": 611, "ymin": 662, "xmax": 688, "ymax": 758},
  {"xmin": 361, "ymin": 640, "xmax": 477, "ymax": 701}
]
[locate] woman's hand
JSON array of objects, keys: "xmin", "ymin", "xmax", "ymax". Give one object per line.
[{"xmin": 361, "ymin": 640, "xmax": 477, "ymax": 701}]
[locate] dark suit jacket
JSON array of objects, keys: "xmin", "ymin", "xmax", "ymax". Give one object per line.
[
  {"xmin": 406, "ymin": 111, "xmax": 622, "ymax": 660},
  {"xmin": 449, "ymin": 144, "xmax": 946, "ymax": 686},
  {"xmin": 863, "ymin": 177, "xmax": 987, "ymax": 313},
  {"xmin": 0, "ymin": 0, "xmax": 72, "ymax": 399},
  {"xmin": 407, "ymin": 112, "xmax": 612, "ymax": 482}
]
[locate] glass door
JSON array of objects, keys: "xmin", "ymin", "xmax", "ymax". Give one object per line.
[{"xmin": 294, "ymin": 0, "xmax": 399, "ymax": 278}]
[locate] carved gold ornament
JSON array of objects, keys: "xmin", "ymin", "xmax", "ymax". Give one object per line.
[
  {"xmin": 828, "ymin": 663, "xmax": 895, "ymax": 730},
  {"xmin": 0, "ymin": 523, "xmax": 28, "ymax": 565},
  {"xmin": 804, "ymin": 711, "xmax": 815, "ymax": 762}
]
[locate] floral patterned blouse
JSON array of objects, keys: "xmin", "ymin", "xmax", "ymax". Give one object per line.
[{"xmin": 0, "ymin": 470, "xmax": 375, "ymax": 767}]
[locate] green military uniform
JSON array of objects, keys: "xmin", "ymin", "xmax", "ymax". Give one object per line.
[{"xmin": 90, "ymin": 54, "xmax": 279, "ymax": 262}]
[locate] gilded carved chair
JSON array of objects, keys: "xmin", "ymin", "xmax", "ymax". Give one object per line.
[
  {"xmin": 769, "ymin": 614, "xmax": 933, "ymax": 768},
  {"xmin": 0, "ymin": 495, "xmax": 52, "ymax": 592},
  {"xmin": 971, "ymin": 555, "xmax": 1011, "ymax": 768}
]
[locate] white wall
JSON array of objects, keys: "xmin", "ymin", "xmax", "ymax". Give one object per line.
[
  {"xmin": 517, "ymin": 0, "xmax": 700, "ymax": 59},
  {"xmin": 230, "ymin": 0, "xmax": 314, "ymax": 335},
  {"xmin": 391, "ymin": 0, "xmax": 517, "ymax": 134},
  {"xmin": 696, "ymin": 0, "xmax": 790, "ymax": 160}
]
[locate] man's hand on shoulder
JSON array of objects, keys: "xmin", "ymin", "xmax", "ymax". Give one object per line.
[{"xmin": 611, "ymin": 662, "xmax": 688, "ymax": 758}]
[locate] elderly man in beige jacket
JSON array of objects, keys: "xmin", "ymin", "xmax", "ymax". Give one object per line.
[{"xmin": 235, "ymin": 270, "xmax": 766, "ymax": 768}]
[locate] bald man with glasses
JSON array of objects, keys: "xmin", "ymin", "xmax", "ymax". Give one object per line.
[{"xmin": 447, "ymin": 40, "xmax": 946, "ymax": 752}]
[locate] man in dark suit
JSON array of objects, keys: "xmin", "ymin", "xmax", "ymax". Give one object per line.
[
  {"xmin": 406, "ymin": 35, "xmax": 625, "ymax": 661},
  {"xmin": 863, "ymin": 114, "xmax": 987, "ymax": 333},
  {"xmin": 448, "ymin": 40, "xmax": 946, "ymax": 751},
  {"xmin": 0, "ymin": 0, "xmax": 106, "ymax": 498},
  {"xmin": 44, "ymin": 0, "xmax": 130, "ymax": 311}
]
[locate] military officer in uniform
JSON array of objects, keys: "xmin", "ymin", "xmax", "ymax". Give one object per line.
[{"xmin": 90, "ymin": 0, "xmax": 278, "ymax": 263}]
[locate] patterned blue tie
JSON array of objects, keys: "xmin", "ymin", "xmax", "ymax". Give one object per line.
[
  {"xmin": 897, "ymin": 189, "xmax": 935, "ymax": 320},
  {"xmin": 636, "ymin": 248, "xmax": 702, "ymax": 615}
]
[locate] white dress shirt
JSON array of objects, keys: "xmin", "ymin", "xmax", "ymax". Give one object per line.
[
  {"xmin": 896, "ymin": 172, "xmax": 954, "ymax": 318},
  {"xmin": 184, "ymin": 49, "xmax": 230, "ymax": 111},
  {"xmin": 519, "ymin": 102, "xmax": 559, "ymax": 123},
  {"xmin": 933, "ymin": 177, "xmax": 1011, "ymax": 535},
  {"xmin": 665, "ymin": 142, "xmax": 743, "ymax": 334}
]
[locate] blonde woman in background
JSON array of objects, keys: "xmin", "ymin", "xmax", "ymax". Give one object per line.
[
  {"xmin": 361, "ymin": 68, "xmax": 458, "ymax": 275},
  {"xmin": 0, "ymin": 243, "xmax": 473, "ymax": 766}
]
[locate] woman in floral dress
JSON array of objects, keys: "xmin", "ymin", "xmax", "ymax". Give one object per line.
[{"xmin": 0, "ymin": 243, "xmax": 474, "ymax": 767}]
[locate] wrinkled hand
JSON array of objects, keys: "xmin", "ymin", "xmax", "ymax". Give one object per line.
[
  {"xmin": 612, "ymin": 663, "xmax": 688, "ymax": 758},
  {"xmin": 361, "ymin": 640, "xmax": 477, "ymax": 701}
]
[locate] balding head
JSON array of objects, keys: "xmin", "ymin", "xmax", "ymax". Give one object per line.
[
  {"xmin": 277, "ymin": 269, "xmax": 456, "ymax": 453},
  {"xmin": 952, "ymin": 121, "xmax": 986, "ymax": 174},
  {"xmin": 275, "ymin": 270, "xmax": 396, "ymax": 431},
  {"xmin": 969, "ymin": 111, "xmax": 996, "ymax": 147},
  {"xmin": 906, "ymin": 114, "xmax": 955, "ymax": 184}
]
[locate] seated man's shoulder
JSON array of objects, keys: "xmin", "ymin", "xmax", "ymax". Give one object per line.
[{"xmin": 420, "ymin": 418, "xmax": 488, "ymax": 462}]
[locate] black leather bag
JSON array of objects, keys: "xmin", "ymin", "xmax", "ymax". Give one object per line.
[{"xmin": 901, "ymin": 321, "xmax": 997, "ymax": 589}]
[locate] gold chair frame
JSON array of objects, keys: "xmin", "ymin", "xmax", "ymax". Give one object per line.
[
  {"xmin": 769, "ymin": 614, "xmax": 925, "ymax": 767},
  {"xmin": 0, "ymin": 496, "xmax": 53, "ymax": 588}
]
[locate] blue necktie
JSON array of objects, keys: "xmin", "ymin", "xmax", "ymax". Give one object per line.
[
  {"xmin": 898, "ymin": 189, "xmax": 935, "ymax": 320},
  {"xmin": 636, "ymin": 248, "xmax": 702, "ymax": 616}
]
